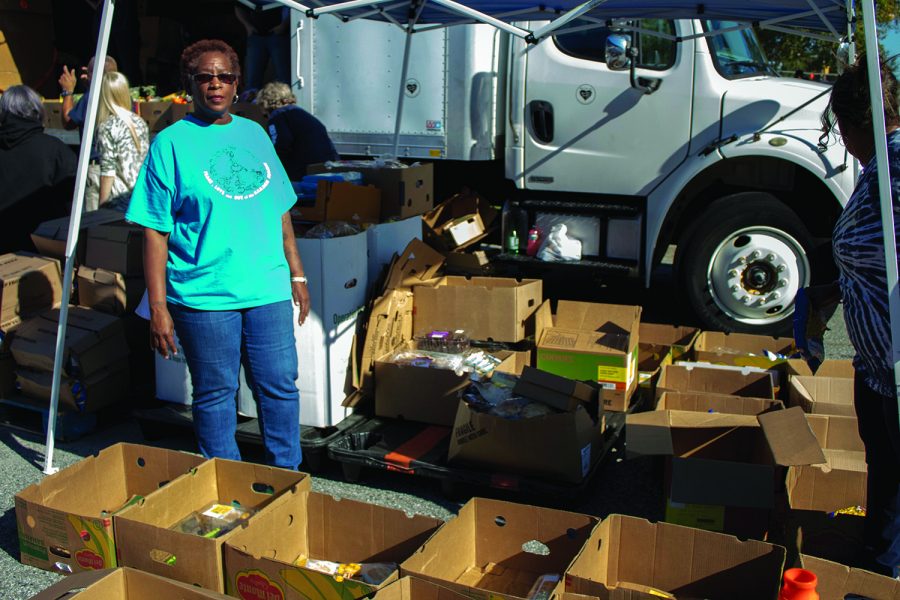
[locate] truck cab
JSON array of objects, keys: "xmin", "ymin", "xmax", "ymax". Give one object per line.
[{"xmin": 291, "ymin": 13, "xmax": 854, "ymax": 334}]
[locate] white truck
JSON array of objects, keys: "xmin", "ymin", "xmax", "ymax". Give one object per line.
[{"xmin": 289, "ymin": 14, "xmax": 854, "ymax": 334}]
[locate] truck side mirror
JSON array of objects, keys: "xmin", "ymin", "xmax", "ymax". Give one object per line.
[{"xmin": 605, "ymin": 35, "xmax": 631, "ymax": 71}]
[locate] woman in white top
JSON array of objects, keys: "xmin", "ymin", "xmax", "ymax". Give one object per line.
[{"xmin": 96, "ymin": 71, "xmax": 148, "ymax": 210}]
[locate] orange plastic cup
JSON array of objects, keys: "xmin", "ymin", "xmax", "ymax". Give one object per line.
[{"xmin": 780, "ymin": 568, "xmax": 819, "ymax": 600}]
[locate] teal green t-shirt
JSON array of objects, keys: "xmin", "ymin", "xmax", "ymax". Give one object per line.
[{"xmin": 126, "ymin": 114, "xmax": 295, "ymax": 310}]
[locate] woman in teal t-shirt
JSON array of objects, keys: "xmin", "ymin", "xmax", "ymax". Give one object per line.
[{"xmin": 126, "ymin": 39, "xmax": 310, "ymax": 469}]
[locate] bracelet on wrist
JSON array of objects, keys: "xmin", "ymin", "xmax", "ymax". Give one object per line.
[
  {"xmin": 291, "ymin": 276, "xmax": 308, "ymax": 284},
  {"xmin": 60, "ymin": 90, "xmax": 74, "ymax": 97}
]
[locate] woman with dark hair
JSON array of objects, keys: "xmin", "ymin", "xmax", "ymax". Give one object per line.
[
  {"xmin": 126, "ymin": 39, "xmax": 310, "ymax": 469},
  {"xmin": 822, "ymin": 53, "xmax": 900, "ymax": 577},
  {"xmin": 0, "ymin": 85, "xmax": 76, "ymax": 254}
]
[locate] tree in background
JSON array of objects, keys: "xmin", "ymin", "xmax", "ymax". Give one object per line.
[{"xmin": 757, "ymin": 2, "xmax": 899, "ymax": 77}]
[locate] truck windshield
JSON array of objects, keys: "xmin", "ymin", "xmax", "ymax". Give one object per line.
[{"xmin": 703, "ymin": 21, "xmax": 774, "ymax": 79}]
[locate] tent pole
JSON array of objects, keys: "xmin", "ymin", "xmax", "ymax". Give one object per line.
[
  {"xmin": 391, "ymin": 2, "xmax": 425, "ymax": 158},
  {"xmin": 42, "ymin": 0, "xmax": 116, "ymax": 475},
  {"xmin": 860, "ymin": 0, "xmax": 900, "ymax": 410}
]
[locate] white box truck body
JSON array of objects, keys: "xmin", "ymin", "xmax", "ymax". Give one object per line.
[{"xmin": 291, "ymin": 14, "xmax": 854, "ymax": 334}]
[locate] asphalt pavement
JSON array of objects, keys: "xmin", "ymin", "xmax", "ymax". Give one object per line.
[{"xmin": 0, "ymin": 290, "xmax": 854, "ymax": 600}]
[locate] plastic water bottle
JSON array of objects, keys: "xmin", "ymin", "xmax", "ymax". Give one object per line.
[{"xmin": 507, "ymin": 228, "xmax": 520, "ymax": 254}]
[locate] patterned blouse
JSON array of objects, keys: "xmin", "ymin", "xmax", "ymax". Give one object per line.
[
  {"xmin": 97, "ymin": 110, "xmax": 149, "ymax": 209},
  {"xmin": 832, "ymin": 129, "xmax": 900, "ymax": 398}
]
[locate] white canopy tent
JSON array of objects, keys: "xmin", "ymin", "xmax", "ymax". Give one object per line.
[{"xmin": 42, "ymin": 0, "xmax": 897, "ymax": 473}]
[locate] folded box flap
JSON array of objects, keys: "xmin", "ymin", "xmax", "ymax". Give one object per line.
[
  {"xmin": 757, "ymin": 406, "xmax": 825, "ymax": 466},
  {"xmin": 385, "ymin": 239, "xmax": 444, "ymax": 291}
]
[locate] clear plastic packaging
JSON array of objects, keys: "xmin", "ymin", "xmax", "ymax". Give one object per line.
[
  {"xmin": 414, "ymin": 330, "xmax": 470, "ymax": 353},
  {"xmin": 526, "ymin": 574, "xmax": 560, "ymax": 600},
  {"xmin": 388, "ymin": 350, "xmax": 466, "ymax": 373},
  {"xmin": 304, "ymin": 221, "xmax": 362, "ymax": 239},
  {"xmin": 174, "ymin": 503, "xmax": 254, "ymax": 538},
  {"xmin": 295, "ymin": 557, "xmax": 397, "ymax": 585}
]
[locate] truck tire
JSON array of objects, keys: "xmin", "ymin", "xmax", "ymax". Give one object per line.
[{"xmin": 677, "ymin": 193, "xmax": 815, "ymax": 335}]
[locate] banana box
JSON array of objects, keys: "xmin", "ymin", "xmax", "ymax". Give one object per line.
[
  {"xmin": 224, "ymin": 491, "xmax": 443, "ymax": 600},
  {"xmin": 15, "ymin": 443, "xmax": 205, "ymax": 575}
]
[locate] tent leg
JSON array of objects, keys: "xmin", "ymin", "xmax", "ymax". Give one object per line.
[
  {"xmin": 860, "ymin": 0, "xmax": 900, "ymax": 416},
  {"xmin": 43, "ymin": 0, "xmax": 116, "ymax": 475}
]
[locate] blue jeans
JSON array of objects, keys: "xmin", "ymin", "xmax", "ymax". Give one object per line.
[
  {"xmin": 169, "ymin": 300, "xmax": 301, "ymax": 469},
  {"xmin": 244, "ymin": 33, "xmax": 291, "ymax": 90},
  {"xmin": 854, "ymin": 372, "xmax": 900, "ymax": 577}
]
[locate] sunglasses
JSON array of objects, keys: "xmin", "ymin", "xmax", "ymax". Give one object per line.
[{"xmin": 191, "ymin": 72, "xmax": 238, "ymax": 85}]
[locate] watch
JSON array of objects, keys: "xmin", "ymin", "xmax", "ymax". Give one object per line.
[{"xmin": 60, "ymin": 90, "xmax": 74, "ymax": 97}]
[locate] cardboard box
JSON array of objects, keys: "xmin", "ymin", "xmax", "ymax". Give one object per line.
[
  {"xmin": 657, "ymin": 364, "xmax": 776, "ymax": 399},
  {"xmin": 31, "ymin": 209, "xmax": 124, "ymax": 264},
  {"xmin": 28, "ymin": 567, "xmax": 235, "ymax": 599},
  {"xmin": 0, "ymin": 253, "xmax": 63, "ymax": 329},
  {"xmin": 449, "ymin": 370, "xmax": 604, "ymax": 483},
  {"xmin": 310, "ymin": 162, "xmax": 434, "ymax": 220},
  {"xmin": 370, "ymin": 577, "xmax": 477, "ymax": 600},
  {"xmin": 800, "ymin": 555, "xmax": 900, "ymax": 600},
  {"xmin": 42, "ymin": 100, "xmax": 65, "ymax": 130},
  {"xmin": 422, "ymin": 192, "xmax": 499, "ymax": 252},
  {"xmin": 295, "ymin": 232, "xmax": 368, "ymax": 427},
  {"xmin": 564, "ymin": 514, "xmax": 786, "ymax": 600},
  {"xmin": 76, "ymin": 266, "xmax": 144, "ymax": 316},
  {"xmin": 138, "ymin": 101, "xmax": 193, "ymax": 133},
  {"xmin": 638, "ymin": 323, "xmax": 700, "ymax": 364},
  {"xmin": 10, "ymin": 306, "xmax": 129, "ymax": 379},
  {"xmin": 84, "ymin": 222, "xmax": 144, "ymax": 276},
  {"xmin": 783, "ymin": 414, "xmax": 867, "ymax": 565},
  {"xmin": 627, "ymin": 406, "xmax": 824, "ymax": 536},
  {"xmin": 692, "ymin": 331, "xmax": 795, "ymax": 370},
  {"xmin": 785, "ymin": 358, "xmax": 855, "ymax": 379},
  {"xmin": 293, "ymin": 181, "xmax": 381, "ymax": 224},
  {"xmin": 16, "ymin": 359, "xmax": 130, "ymax": 412},
  {"xmin": 366, "ymin": 216, "xmax": 423, "ymax": 294},
  {"xmin": 789, "ymin": 376, "xmax": 855, "ymax": 416},
  {"xmin": 224, "ymin": 491, "xmax": 443, "ymax": 600},
  {"xmin": 231, "ymin": 101, "xmax": 267, "ymax": 126},
  {"xmin": 114, "ymin": 459, "xmax": 311, "ymax": 592},
  {"xmin": 656, "ymin": 391, "xmax": 783, "ymax": 415},
  {"xmin": 400, "ymin": 497, "xmax": 597, "ymax": 600},
  {"xmin": 413, "ymin": 276, "xmax": 542, "ymax": 343},
  {"xmin": 536, "ymin": 301, "xmax": 641, "ymax": 412},
  {"xmin": 15, "ymin": 443, "xmax": 205, "ymax": 575}
]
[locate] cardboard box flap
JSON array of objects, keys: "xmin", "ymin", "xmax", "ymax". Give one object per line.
[
  {"xmin": 554, "ymin": 301, "xmax": 641, "ymax": 337},
  {"xmin": 27, "ymin": 567, "xmax": 115, "ymax": 600},
  {"xmin": 757, "ymin": 406, "xmax": 825, "ymax": 466},
  {"xmin": 358, "ymin": 289, "xmax": 414, "ymax": 393},
  {"xmin": 656, "ymin": 392, "xmax": 784, "ymax": 415},
  {"xmin": 638, "ymin": 323, "xmax": 700, "ymax": 348},
  {"xmin": 371, "ymin": 577, "xmax": 478, "ymax": 600},
  {"xmin": 385, "ymin": 239, "xmax": 444, "ymax": 291},
  {"xmin": 800, "ymin": 554, "xmax": 900, "ymax": 600},
  {"xmin": 77, "ymin": 266, "xmax": 121, "ymax": 286},
  {"xmin": 626, "ymin": 410, "xmax": 761, "ymax": 457},
  {"xmin": 512, "ymin": 366, "xmax": 598, "ymax": 414},
  {"xmin": 540, "ymin": 327, "xmax": 631, "ymax": 354},
  {"xmin": 695, "ymin": 331, "xmax": 795, "ymax": 356}
]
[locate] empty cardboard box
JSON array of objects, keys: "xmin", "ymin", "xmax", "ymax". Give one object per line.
[
  {"xmin": 692, "ymin": 331, "xmax": 795, "ymax": 370},
  {"xmin": 656, "ymin": 364, "xmax": 776, "ymax": 400},
  {"xmin": 564, "ymin": 514, "xmax": 786, "ymax": 600},
  {"xmin": 412, "ymin": 276, "xmax": 542, "ymax": 343},
  {"xmin": 789, "ymin": 376, "xmax": 855, "ymax": 416},
  {"xmin": 400, "ymin": 497, "xmax": 597, "ymax": 600}
]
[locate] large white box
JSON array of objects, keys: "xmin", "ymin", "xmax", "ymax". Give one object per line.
[
  {"xmin": 294, "ymin": 232, "xmax": 368, "ymax": 427},
  {"xmin": 366, "ymin": 217, "xmax": 422, "ymax": 294},
  {"xmin": 155, "ymin": 330, "xmax": 253, "ymax": 409}
]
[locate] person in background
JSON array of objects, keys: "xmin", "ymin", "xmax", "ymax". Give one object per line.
[
  {"xmin": 821, "ymin": 53, "xmax": 900, "ymax": 577},
  {"xmin": 0, "ymin": 86, "xmax": 77, "ymax": 254},
  {"xmin": 256, "ymin": 81, "xmax": 338, "ymax": 181},
  {"xmin": 126, "ymin": 39, "xmax": 309, "ymax": 469},
  {"xmin": 235, "ymin": 0, "xmax": 291, "ymax": 91},
  {"xmin": 58, "ymin": 54, "xmax": 118, "ymax": 210},
  {"xmin": 96, "ymin": 71, "xmax": 149, "ymax": 211}
]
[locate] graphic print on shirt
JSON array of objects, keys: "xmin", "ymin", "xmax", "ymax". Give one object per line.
[{"xmin": 203, "ymin": 146, "xmax": 272, "ymax": 200}]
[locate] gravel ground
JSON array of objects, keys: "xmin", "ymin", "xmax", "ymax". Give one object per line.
[{"xmin": 0, "ymin": 284, "xmax": 854, "ymax": 600}]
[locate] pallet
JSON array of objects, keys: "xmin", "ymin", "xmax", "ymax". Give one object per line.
[
  {"xmin": 0, "ymin": 394, "xmax": 99, "ymax": 442},
  {"xmin": 326, "ymin": 409, "xmax": 627, "ymax": 499},
  {"xmin": 132, "ymin": 403, "xmax": 369, "ymax": 471}
]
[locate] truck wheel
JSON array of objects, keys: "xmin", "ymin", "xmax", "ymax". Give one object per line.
[{"xmin": 677, "ymin": 193, "xmax": 814, "ymax": 335}]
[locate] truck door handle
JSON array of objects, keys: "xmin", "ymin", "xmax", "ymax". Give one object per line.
[{"xmin": 529, "ymin": 100, "xmax": 554, "ymax": 144}]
